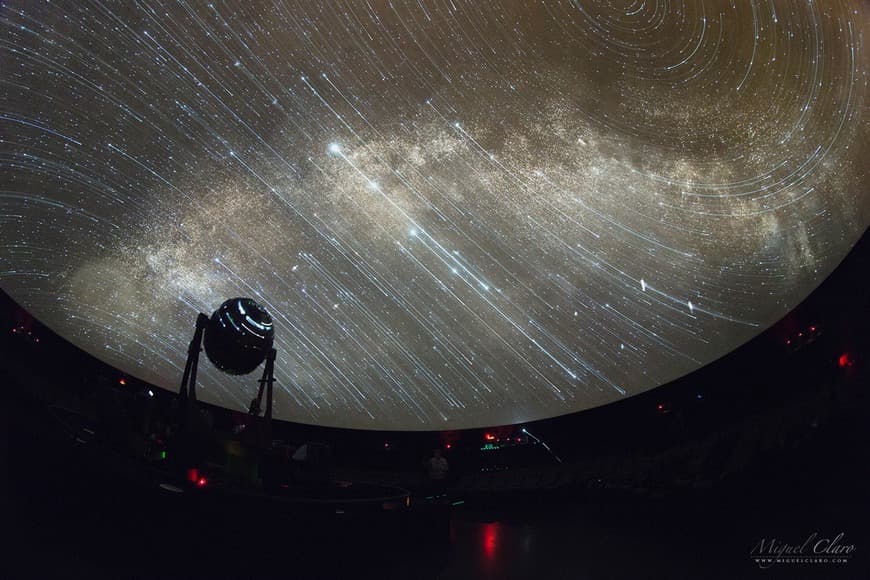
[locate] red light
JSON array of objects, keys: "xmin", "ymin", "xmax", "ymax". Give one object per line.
[
  {"xmin": 484, "ymin": 433, "xmax": 495, "ymax": 441},
  {"xmin": 445, "ymin": 443, "xmax": 452, "ymax": 449},
  {"xmin": 656, "ymin": 404, "xmax": 664, "ymax": 411},
  {"xmin": 482, "ymin": 522, "xmax": 499, "ymax": 560},
  {"xmin": 810, "ymin": 326, "xmax": 816, "ymax": 332},
  {"xmin": 187, "ymin": 468, "xmax": 198, "ymax": 483},
  {"xmin": 838, "ymin": 353, "xmax": 852, "ymax": 368},
  {"xmin": 119, "ymin": 378, "xmax": 127, "ymax": 385},
  {"xmin": 197, "ymin": 477, "xmax": 207, "ymax": 487}
]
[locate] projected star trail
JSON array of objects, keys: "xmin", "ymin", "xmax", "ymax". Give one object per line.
[{"xmin": 1, "ymin": 1, "xmax": 868, "ymax": 429}]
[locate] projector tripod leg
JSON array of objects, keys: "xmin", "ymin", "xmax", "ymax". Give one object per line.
[
  {"xmin": 248, "ymin": 348, "xmax": 277, "ymax": 447},
  {"xmin": 173, "ymin": 313, "xmax": 208, "ymax": 472},
  {"xmin": 179, "ymin": 313, "xmax": 209, "ymax": 405},
  {"xmin": 263, "ymin": 347, "xmax": 276, "ymax": 438}
]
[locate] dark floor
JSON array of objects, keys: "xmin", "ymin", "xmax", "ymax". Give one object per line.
[{"xmin": 5, "ymin": 389, "xmax": 869, "ymax": 580}]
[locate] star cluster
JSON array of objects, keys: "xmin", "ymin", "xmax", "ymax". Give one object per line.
[{"xmin": 1, "ymin": 1, "xmax": 868, "ymax": 429}]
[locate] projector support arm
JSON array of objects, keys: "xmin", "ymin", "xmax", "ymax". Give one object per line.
[
  {"xmin": 179, "ymin": 313, "xmax": 209, "ymax": 406},
  {"xmin": 263, "ymin": 347, "xmax": 276, "ymax": 425},
  {"xmin": 171, "ymin": 312, "xmax": 209, "ymax": 470},
  {"xmin": 247, "ymin": 347, "xmax": 277, "ymax": 446}
]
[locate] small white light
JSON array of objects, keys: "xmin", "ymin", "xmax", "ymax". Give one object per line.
[
  {"xmin": 147, "ymin": 389, "xmax": 154, "ymax": 397},
  {"xmin": 328, "ymin": 142, "xmax": 341, "ymax": 155}
]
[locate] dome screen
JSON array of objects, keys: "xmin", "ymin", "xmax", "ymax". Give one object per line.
[{"xmin": 1, "ymin": 1, "xmax": 868, "ymax": 429}]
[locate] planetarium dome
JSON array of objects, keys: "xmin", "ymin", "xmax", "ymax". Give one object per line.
[{"xmin": 1, "ymin": 1, "xmax": 868, "ymax": 429}]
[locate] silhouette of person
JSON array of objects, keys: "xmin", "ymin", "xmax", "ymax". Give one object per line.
[{"xmin": 427, "ymin": 448, "xmax": 449, "ymax": 495}]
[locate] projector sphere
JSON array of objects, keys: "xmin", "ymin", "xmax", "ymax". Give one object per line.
[{"xmin": 204, "ymin": 298, "xmax": 274, "ymax": 375}]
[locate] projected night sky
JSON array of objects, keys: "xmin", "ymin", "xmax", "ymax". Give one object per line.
[{"xmin": 1, "ymin": 2, "xmax": 868, "ymax": 429}]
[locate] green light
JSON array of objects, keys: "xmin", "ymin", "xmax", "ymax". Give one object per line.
[
  {"xmin": 160, "ymin": 451, "xmax": 166, "ymax": 459},
  {"xmin": 451, "ymin": 500, "xmax": 465, "ymax": 506}
]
